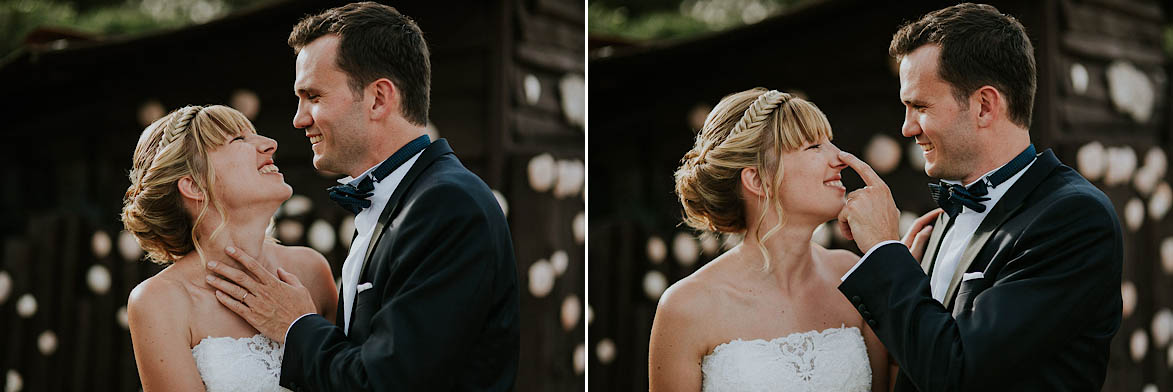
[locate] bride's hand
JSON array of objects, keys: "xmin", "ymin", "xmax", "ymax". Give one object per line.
[{"xmin": 901, "ymin": 208, "xmax": 942, "ymax": 264}]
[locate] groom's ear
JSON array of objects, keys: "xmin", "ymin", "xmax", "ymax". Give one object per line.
[
  {"xmin": 177, "ymin": 176, "xmax": 205, "ymax": 202},
  {"xmin": 740, "ymin": 167, "xmax": 766, "ymax": 198},
  {"xmin": 368, "ymin": 78, "xmax": 398, "ymax": 121},
  {"xmin": 975, "ymin": 85, "xmax": 1000, "ymax": 128}
]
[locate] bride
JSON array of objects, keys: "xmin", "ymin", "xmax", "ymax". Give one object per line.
[
  {"xmin": 122, "ymin": 105, "xmax": 338, "ymax": 391},
  {"xmin": 652, "ymin": 88, "xmax": 910, "ymax": 391}
]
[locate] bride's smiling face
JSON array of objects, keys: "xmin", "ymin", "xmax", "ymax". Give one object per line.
[
  {"xmin": 204, "ymin": 130, "xmax": 293, "ymax": 210},
  {"xmin": 773, "ymin": 137, "xmax": 848, "ymax": 222}
]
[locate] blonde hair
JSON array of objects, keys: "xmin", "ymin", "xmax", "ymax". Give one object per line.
[
  {"xmin": 674, "ymin": 88, "xmax": 834, "ymax": 270},
  {"xmin": 121, "ymin": 105, "xmax": 257, "ymax": 265}
]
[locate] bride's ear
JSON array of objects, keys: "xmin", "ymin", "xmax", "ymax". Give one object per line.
[
  {"xmin": 740, "ymin": 167, "xmax": 766, "ymax": 198},
  {"xmin": 177, "ymin": 176, "xmax": 205, "ymax": 202}
]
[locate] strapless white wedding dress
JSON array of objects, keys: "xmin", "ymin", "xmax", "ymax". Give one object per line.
[
  {"xmin": 701, "ymin": 326, "xmax": 872, "ymax": 391},
  {"xmin": 191, "ymin": 334, "xmax": 291, "ymax": 392}
]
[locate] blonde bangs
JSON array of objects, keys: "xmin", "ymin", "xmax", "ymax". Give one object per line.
[
  {"xmin": 189, "ymin": 106, "xmax": 256, "ymax": 151},
  {"xmin": 769, "ymin": 98, "xmax": 834, "ymax": 152}
]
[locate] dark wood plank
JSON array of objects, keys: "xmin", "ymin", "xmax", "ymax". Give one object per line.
[
  {"xmin": 534, "ymin": 0, "xmax": 585, "ymax": 26},
  {"xmin": 517, "ymin": 2, "xmax": 585, "ymax": 51},
  {"xmin": 1060, "ymin": 0, "xmax": 1163, "ymax": 44},
  {"xmin": 1080, "ymin": 0, "xmax": 1164, "ymax": 22},
  {"xmin": 516, "ymin": 42, "xmax": 586, "ymax": 73},
  {"xmin": 512, "ymin": 107, "xmax": 583, "ymax": 143},
  {"xmin": 1061, "ymin": 30, "xmax": 1166, "ymax": 65}
]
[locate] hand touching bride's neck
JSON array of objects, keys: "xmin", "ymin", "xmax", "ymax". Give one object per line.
[{"xmin": 186, "ymin": 203, "xmax": 277, "ymax": 272}]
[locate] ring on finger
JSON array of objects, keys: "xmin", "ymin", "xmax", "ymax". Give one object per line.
[{"xmin": 241, "ymin": 292, "xmax": 249, "ymax": 301}]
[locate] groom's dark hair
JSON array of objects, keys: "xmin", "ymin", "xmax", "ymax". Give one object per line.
[
  {"xmin": 890, "ymin": 3, "xmax": 1036, "ymax": 129},
  {"xmin": 289, "ymin": 2, "xmax": 431, "ymax": 126}
]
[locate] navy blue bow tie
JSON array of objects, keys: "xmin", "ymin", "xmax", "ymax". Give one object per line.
[
  {"xmin": 928, "ymin": 144, "xmax": 1036, "ymax": 219},
  {"xmin": 929, "ymin": 181, "xmax": 990, "ymax": 218},
  {"xmin": 328, "ymin": 135, "xmax": 430, "ymax": 214}
]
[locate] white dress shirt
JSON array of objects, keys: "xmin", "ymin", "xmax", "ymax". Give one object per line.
[
  {"xmin": 841, "ymin": 157, "xmax": 1036, "ymax": 304},
  {"xmin": 286, "ymin": 150, "xmax": 424, "ymax": 340}
]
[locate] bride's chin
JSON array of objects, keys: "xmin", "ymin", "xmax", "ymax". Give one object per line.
[{"xmin": 827, "ymin": 204, "xmax": 845, "ymax": 218}]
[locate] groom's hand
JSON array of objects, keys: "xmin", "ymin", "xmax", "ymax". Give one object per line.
[
  {"xmin": 205, "ymin": 246, "xmax": 316, "ymax": 344},
  {"xmin": 837, "ymin": 151, "xmax": 901, "ymax": 252}
]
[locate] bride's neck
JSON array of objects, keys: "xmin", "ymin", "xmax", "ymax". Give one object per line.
[
  {"xmin": 185, "ymin": 206, "xmax": 274, "ymax": 271},
  {"xmin": 742, "ymin": 220, "xmax": 820, "ymax": 287}
]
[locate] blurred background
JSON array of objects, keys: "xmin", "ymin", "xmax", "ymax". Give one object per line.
[
  {"xmin": 589, "ymin": 0, "xmax": 1173, "ymax": 390},
  {"xmin": 0, "ymin": 0, "xmax": 584, "ymax": 391}
]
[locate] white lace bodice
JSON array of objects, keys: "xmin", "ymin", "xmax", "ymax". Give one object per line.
[
  {"xmin": 701, "ymin": 326, "xmax": 872, "ymax": 392},
  {"xmin": 191, "ymin": 334, "xmax": 291, "ymax": 392}
]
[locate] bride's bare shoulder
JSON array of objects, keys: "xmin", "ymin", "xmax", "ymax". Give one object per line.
[
  {"xmin": 656, "ymin": 276, "xmax": 708, "ymax": 322},
  {"xmin": 268, "ymin": 243, "xmax": 330, "ymax": 275},
  {"xmin": 655, "ymin": 254, "xmax": 738, "ymax": 326},
  {"xmin": 650, "ymin": 269, "xmax": 725, "ymax": 357},
  {"xmin": 127, "ymin": 268, "xmax": 193, "ymax": 330},
  {"xmin": 813, "ymin": 243, "xmax": 861, "ymax": 278},
  {"xmin": 266, "ymin": 243, "xmax": 336, "ymax": 307}
]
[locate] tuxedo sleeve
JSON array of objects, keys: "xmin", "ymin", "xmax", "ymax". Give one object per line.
[
  {"xmin": 279, "ymin": 181, "xmax": 503, "ymax": 391},
  {"xmin": 838, "ymin": 193, "xmax": 1120, "ymax": 392}
]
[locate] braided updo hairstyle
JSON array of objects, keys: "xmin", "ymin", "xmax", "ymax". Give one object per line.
[
  {"xmin": 121, "ymin": 105, "xmax": 258, "ymax": 265},
  {"xmin": 674, "ymin": 88, "xmax": 834, "ymax": 269}
]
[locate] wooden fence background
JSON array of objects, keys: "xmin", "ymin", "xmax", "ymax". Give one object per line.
[
  {"xmin": 0, "ymin": 0, "xmax": 585, "ymax": 391},
  {"xmin": 588, "ymin": 0, "xmax": 1173, "ymax": 390}
]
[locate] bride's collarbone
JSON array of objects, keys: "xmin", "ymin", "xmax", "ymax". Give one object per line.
[
  {"xmin": 166, "ymin": 276, "xmax": 262, "ymax": 347},
  {"xmin": 187, "ymin": 294, "xmax": 260, "ymax": 344},
  {"xmin": 699, "ymin": 281, "xmax": 862, "ymax": 350}
]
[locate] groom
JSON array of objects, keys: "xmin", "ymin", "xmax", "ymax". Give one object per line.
[
  {"xmin": 836, "ymin": 3, "xmax": 1122, "ymax": 391},
  {"xmin": 205, "ymin": 2, "xmax": 520, "ymax": 391}
]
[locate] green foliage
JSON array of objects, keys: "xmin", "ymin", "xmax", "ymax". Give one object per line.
[
  {"xmin": 589, "ymin": 3, "xmax": 713, "ymax": 40},
  {"xmin": 0, "ymin": 0, "xmax": 270, "ymax": 60},
  {"xmin": 589, "ymin": 0, "xmax": 814, "ymax": 42},
  {"xmin": 1165, "ymin": 24, "xmax": 1173, "ymax": 58}
]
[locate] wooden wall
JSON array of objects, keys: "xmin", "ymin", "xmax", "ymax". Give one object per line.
[
  {"xmin": 1047, "ymin": 1, "xmax": 1173, "ymax": 390},
  {"xmin": 509, "ymin": 0, "xmax": 587, "ymax": 390},
  {"xmin": 0, "ymin": 0, "xmax": 585, "ymax": 391},
  {"xmin": 588, "ymin": 0, "xmax": 1172, "ymax": 390}
]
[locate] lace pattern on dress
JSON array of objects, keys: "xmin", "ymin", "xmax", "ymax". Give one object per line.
[
  {"xmin": 191, "ymin": 334, "xmax": 291, "ymax": 392},
  {"xmin": 700, "ymin": 326, "xmax": 871, "ymax": 392}
]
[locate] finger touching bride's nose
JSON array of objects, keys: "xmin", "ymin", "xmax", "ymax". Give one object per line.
[{"xmin": 838, "ymin": 151, "xmax": 887, "ymax": 190}]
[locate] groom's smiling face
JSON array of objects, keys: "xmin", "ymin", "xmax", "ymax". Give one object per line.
[
  {"xmin": 898, "ymin": 44, "xmax": 981, "ymax": 182},
  {"xmin": 293, "ymin": 35, "xmax": 372, "ymax": 178}
]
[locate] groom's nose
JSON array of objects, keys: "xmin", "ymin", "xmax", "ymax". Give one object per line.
[
  {"xmin": 293, "ymin": 103, "xmax": 313, "ymax": 130},
  {"xmin": 901, "ymin": 110, "xmax": 921, "ymax": 138}
]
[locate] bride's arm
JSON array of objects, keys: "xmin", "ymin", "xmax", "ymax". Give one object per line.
[
  {"xmin": 862, "ymin": 321, "xmax": 890, "ymax": 392},
  {"xmin": 649, "ymin": 282, "xmax": 707, "ymax": 392},
  {"xmin": 889, "ymin": 356, "xmax": 899, "ymax": 391},
  {"xmin": 128, "ymin": 279, "xmax": 206, "ymax": 391}
]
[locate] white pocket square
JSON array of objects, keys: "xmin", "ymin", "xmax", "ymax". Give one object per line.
[
  {"xmin": 962, "ymin": 272, "xmax": 984, "ymax": 282},
  {"xmin": 356, "ymin": 282, "xmax": 374, "ymax": 293}
]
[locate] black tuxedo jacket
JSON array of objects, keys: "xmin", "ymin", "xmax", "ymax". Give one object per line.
[
  {"xmin": 279, "ymin": 139, "xmax": 521, "ymax": 391},
  {"xmin": 839, "ymin": 149, "xmax": 1123, "ymax": 391}
]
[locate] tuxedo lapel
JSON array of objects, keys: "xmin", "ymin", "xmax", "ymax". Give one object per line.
[
  {"xmin": 346, "ymin": 139, "xmax": 454, "ymax": 330},
  {"xmin": 942, "ymin": 149, "xmax": 1061, "ymax": 308},
  {"xmin": 360, "ymin": 139, "xmax": 454, "ymax": 266},
  {"xmin": 921, "ymin": 213, "xmax": 951, "ymax": 274}
]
